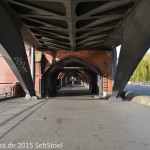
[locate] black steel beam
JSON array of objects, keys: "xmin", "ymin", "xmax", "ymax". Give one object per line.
[
  {"xmin": 6, "ymin": 0, "xmax": 138, "ymax": 51},
  {"xmin": 0, "ymin": 2, "xmax": 36, "ymax": 99},
  {"xmin": 112, "ymin": 0, "xmax": 150, "ymax": 98}
]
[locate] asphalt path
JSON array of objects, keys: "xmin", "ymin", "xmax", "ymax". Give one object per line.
[{"xmin": 0, "ymin": 87, "xmax": 150, "ymax": 150}]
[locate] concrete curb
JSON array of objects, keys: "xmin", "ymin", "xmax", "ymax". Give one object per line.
[
  {"xmin": 132, "ymin": 96, "xmax": 150, "ymax": 106},
  {"xmin": 123, "ymin": 91, "xmax": 150, "ymax": 107},
  {"xmin": 0, "ymin": 96, "xmax": 16, "ymax": 102}
]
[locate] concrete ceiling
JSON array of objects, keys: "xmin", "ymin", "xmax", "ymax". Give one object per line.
[{"xmin": 7, "ymin": 0, "xmax": 141, "ymax": 51}]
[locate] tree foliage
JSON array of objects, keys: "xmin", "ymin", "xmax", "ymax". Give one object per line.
[{"xmin": 130, "ymin": 53, "xmax": 150, "ymax": 82}]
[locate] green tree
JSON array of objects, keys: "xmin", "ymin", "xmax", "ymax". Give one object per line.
[{"xmin": 130, "ymin": 53, "xmax": 150, "ymax": 82}]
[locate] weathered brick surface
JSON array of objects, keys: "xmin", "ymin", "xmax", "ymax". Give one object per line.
[
  {"xmin": 35, "ymin": 62, "xmax": 42, "ymax": 93},
  {"xmin": 43, "ymin": 50, "xmax": 113, "ymax": 94},
  {"xmin": 0, "ymin": 48, "xmax": 113, "ymax": 96},
  {"xmin": 0, "ymin": 46, "xmax": 30, "ymax": 97},
  {"xmin": 0, "ymin": 56, "xmax": 18, "ymax": 83},
  {"xmin": 0, "ymin": 56, "xmax": 19, "ymax": 96}
]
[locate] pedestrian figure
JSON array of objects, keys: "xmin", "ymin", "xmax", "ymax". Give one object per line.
[{"xmin": 70, "ymin": 76, "xmax": 74, "ymax": 87}]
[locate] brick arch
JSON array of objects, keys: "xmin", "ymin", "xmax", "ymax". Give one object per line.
[
  {"xmin": 42, "ymin": 56, "xmax": 103, "ymax": 96},
  {"xmin": 58, "ymin": 69, "xmax": 90, "ymax": 87},
  {"xmin": 44, "ymin": 56, "xmax": 102, "ymax": 76},
  {"xmin": 59, "ymin": 54, "xmax": 104, "ymax": 74}
]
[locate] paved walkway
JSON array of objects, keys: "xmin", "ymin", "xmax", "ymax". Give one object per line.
[
  {"xmin": 0, "ymin": 88, "xmax": 150, "ymax": 150},
  {"xmin": 0, "ymin": 98, "xmax": 47, "ymax": 139},
  {"xmin": 56, "ymin": 85, "xmax": 91, "ymax": 97}
]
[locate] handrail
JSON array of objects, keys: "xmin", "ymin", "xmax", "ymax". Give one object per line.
[
  {"xmin": 0, "ymin": 83, "xmax": 15, "ymax": 98},
  {"xmin": 0, "ymin": 83, "xmax": 15, "ymax": 84}
]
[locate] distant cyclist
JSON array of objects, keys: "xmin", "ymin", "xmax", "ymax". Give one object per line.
[{"xmin": 70, "ymin": 76, "xmax": 74, "ymax": 87}]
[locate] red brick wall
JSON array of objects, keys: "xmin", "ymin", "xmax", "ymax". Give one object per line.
[
  {"xmin": 0, "ymin": 44, "xmax": 31, "ymax": 97},
  {"xmin": 0, "ymin": 44, "xmax": 31, "ymax": 84},
  {"xmin": 0, "ymin": 56, "xmax": 18, "ymax": 83},
  {"xmin": 35, "ymin": 62, "xmax": 42, "ymax": 93},
  {"xmin": 0, "ymin": 48, "xmax": 113, "ymax": 97},
  {"xmin": 42, "ymin": 50, "xmax": 112, "ymax": 94},
  {"xmin": 0, "ymin": 56, "xmax": 17, "ymax": 96}
]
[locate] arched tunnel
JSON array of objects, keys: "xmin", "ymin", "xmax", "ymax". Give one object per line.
[
  {"xmin": 0, "ymin": 0, "xmax": 150, "ymax": 100},
  {"xmin": 42, "ymin": 57, "xmax": 103, "ymax": 97}
]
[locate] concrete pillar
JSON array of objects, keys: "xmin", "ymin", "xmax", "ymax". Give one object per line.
[
  {"xmin": 97, "ymin": 75, "xmax": 102, "ymax": 95},
  {"xmin": 112, "ymin": 47, "xmax": 117, "ymax": 84},
  {"xmin": 30, "ymin": 47, "xmax": 35, "ymax": 84},
  {"xmin": 45, "ymin": 74, "xmax": 50, "ymax": 98},
  {"xmin": 111, "ymin": 0, "xmax": 150, "ymax": 100},
  {"xmin": 65, "ymin": 77, "xmax": 67, "ymax": 86},
  {"xmin": 60, "ymin": 77, "xmax": 63, "ymax": 87}
]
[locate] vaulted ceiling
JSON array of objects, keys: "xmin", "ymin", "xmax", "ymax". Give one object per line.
[{"xmin": 7, "ymin": 0, "xmax": 141, "ymax": 51}]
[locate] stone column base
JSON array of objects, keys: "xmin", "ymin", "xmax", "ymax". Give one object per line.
[
  {"xmin": 25, "ymin": 94, "xmax": 38, "ymax": 100},
  {"xmin": 109, "ymin": 96, "xmax": 122, "ymax": 102}
]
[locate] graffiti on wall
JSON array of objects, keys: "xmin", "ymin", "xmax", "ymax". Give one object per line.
[{"xmin": 14, "ymin": 57, "xmax": 28, "ymax": 75}]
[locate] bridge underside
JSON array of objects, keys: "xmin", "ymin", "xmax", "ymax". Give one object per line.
[
  {"xmin": 0, "ymin": 0, "xmax": 150, "ymax": 99},
  {"xmin": 42, "ymin": 57, "xmax": 103, "ymax": 97}
]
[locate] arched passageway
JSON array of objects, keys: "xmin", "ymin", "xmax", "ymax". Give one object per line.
[{"xmin": 42, "ymin": 57, "xmax": 103, "ymax": 97}]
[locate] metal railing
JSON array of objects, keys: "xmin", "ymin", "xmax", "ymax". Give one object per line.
[
  {"xmin": 0, "ymin": 83, "xmax": 15, "ymax": 99},
  {"xmin": 128, "ymin": 81, "xmax": 150, "ymax": 86}
]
